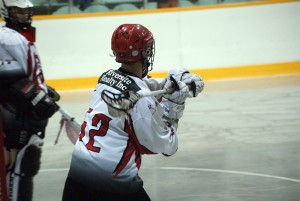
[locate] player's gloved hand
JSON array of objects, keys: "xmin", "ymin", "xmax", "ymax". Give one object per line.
[
  {"xmin": 182, "ymin": 73, "xmax": 204, "ymax": 98},
  {"xmin": 4, "ymin": 78, "xmax": 60, "ymax": 119},
  {"xmin": 163, "ymin": 75, "xmax": 189, "ymax": 104},
  {"xmin": 31, "ymin": 90, "xmax": 60, "ymax": 120},
  {"xmin": 167, "ymin": 67, "xmax": 204, "ymax": 98},
  {"xmin": 162, "ymin": 75, "xmax": 189, "ymax": 120},
  {"xmin": 47, "ymin": 85, "xmax": 60, "ymax": 102},
  {"xmin": 161, "ymin": 97, "xmax": 185, "ymax": 120}
]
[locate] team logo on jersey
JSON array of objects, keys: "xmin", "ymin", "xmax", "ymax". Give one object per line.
[{"xmin": 98, "ymin": 70, "xmax": 140, "ymax": 93}]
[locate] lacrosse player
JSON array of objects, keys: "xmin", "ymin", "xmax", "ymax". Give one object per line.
[
  {"xmin": 62, "ymin": 23, "xmax": 204, "ymax": 201},
  {"xmin": 0, "ymin": 0, "xmax": 60, "ymax": 200}
]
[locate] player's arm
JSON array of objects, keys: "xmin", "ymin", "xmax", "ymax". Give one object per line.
[
  {"xmin": 0, "ymin": 61, "xmax": 27, "ymax": 86},
  {"xmin": 160, "ymin": 67, "xmax": 205, "ymax": 121},
  {"xmin": 3, "ymin": 31, "xmax": 29, "ymax": 73},
  {"xmin": 143, "ymin": 68, "xmax": 204, "ymax": 100},
  {"xmin": 131, "ymin": 98, "xmax": 178, "ymax": 156},
  {"xmin": 0, "ymin": 30, "xmax": 31, "ymax": 85},
  {"xmin": 0, "ymin": 60, "xmax": 27, "ymax": 104},
  {"xmin": 143, "ymin": 76, "xmax": 166, "ymax": 91}
]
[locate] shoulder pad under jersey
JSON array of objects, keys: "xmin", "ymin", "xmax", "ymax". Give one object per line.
[{"xmin": 0, "ymin": 27, "xmax": 27, "ymax": 46}]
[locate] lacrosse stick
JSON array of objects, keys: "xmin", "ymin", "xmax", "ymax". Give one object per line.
[
  {"xmin": 101, "ymin": 88, "xmax": 168, "ymax": 112},
  {"xmin": 54, "ymin": 108, "xmax": 81, "ymax": 145},
  {"xmin": 101, "ymin": 75, "xmax": 190, "ymax": 113}
]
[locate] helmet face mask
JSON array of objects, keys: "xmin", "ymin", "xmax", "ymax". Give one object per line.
[
  {"xmin": 0, "ymin": 0, "xmax": 34, "ymax": 30},
  {"xmin": 8, "ymin": 7, "xmax": 33, "ymax": 28},
  {"xmin": 141, "ymin": 40, "xmax": 155, "ymax": 77},
  {"xmin": 111, "ymin": 24, "xmax": 155, "ymax": 77}
]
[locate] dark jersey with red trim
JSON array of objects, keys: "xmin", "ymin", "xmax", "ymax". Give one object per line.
[{"xmin": 68, "ymin": 69, "xmax": 178, "ymax": 194}]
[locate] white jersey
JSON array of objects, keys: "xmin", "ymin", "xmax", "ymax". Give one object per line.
[
  {"xmin": 0, "ymin": 27, "xmax": 47, "ymax": 91},
  {"xmin": 69, "ymin": 69, "xmax": 178, "ymax": 194}
]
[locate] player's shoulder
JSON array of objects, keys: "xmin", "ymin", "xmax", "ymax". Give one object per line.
[
  {"xmin": 0, "ymin": 27, "xmax": 26, "ymax": 46},
  {"xmin": 99, "ymin": 68, "xmax": 142, "ymax": 93}
]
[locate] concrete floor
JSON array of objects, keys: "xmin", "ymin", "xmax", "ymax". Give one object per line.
[{"xmin": 33, "ymin": 74, "xmax": 300, "ymax": 201}]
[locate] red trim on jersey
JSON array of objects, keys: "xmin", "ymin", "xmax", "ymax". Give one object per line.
[
  {"xmin": 26, "ymin": 42, "xmax": 46, "ymax": 91},
  {"xmin": 27, "ymin": 43, "xmax": 32, "ymax": 76},
  {"xmin": 21, "ymin": 82, "xmax": 34, "ymax": 93},
  {"xmin": 113, "ymin": 139, "xmax": 136, "ymax": 178},
  {"xmin": 30, "ymin": 43, "xmax": 43, "ymax": 90},
  {"xmin": 126, "ymin": 117, "xmax": 156, "ymax": 155},
  {"xmin": 135, "ymin": 150, "xmax": 141, "ymax": 169},
  {"xmin": 21, "ymin": 26, "xmax": 36, "ymax": 43},
  {"xmin": 113, "ymin": 116, "xmax": 155, "ymax": 177}
]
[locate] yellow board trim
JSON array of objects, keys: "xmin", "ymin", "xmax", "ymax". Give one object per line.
[{"xmin": 46, "ymin": 61, "xmax": 300, "ymax": 91}]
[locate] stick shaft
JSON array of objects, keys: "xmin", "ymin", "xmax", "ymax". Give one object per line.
[
  {"xmin": 58, "ymin": 108, "xmax": 81, "ymax": 128},
  {"xmin": 138, "ymin": 89, "xmax": 168, "ymax": 98},
  {"xmin": 55, "ymin": 107, "xmax": 81, "ymax": 145}
]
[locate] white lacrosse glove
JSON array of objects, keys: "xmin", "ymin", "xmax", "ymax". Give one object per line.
[
  {"xmin": 182, "ymin": 73, "xmax": 204, "ymax": 98},
  {"xmin": 162, "ymin": 75, "xmax": 189, "ymax": 119},
  {"xmin": 163, "ymin": 75, "xmax": 189, "ymax": 104},
  {"xmin": 161, "ymin": 97, "xmax": 185, "ymax": 120},
  {"xmin": 168, "ymin": 67, "xmax": 204, "ymax": 98}
]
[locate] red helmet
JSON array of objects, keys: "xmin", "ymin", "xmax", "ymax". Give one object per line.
[{"xmin": 111, "ymin": 24, "xmax": 155, "ymax": 77}]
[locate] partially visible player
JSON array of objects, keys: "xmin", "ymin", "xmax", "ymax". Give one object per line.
[
  {"xmin": 62, "ymin": 23, "xmax": 204, "ymax": 201},
  {"xmin": 0, "ymin": 0, "xmax": 60, "ymax": 200}
]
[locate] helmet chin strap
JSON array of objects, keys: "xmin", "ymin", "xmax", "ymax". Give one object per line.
[
  {"xmin": 142, "ymin": 68, "xmax": 148, "ymax": 78},
  {"xmin": 141, "ymin": 59, "xmax": 150, "ymax": 78}
]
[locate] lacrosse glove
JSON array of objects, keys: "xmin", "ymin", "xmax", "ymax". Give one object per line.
[
  {"xmin": 162, "ymin": 75, "xmax": 189, "ymax": 119},
  {"xmin": 167, "ymin": 67, "xmax": 204, "ymax": 98}
]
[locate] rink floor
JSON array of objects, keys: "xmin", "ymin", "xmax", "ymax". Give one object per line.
[{"xmin": 34, "ymin": 74, "xmax": 300, "ymax": 201}]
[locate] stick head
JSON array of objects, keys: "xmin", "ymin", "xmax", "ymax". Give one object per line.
[
  {"xmin": 64, "ymin": 117, "xmax": 80, "ymax": 144},
  {"xmin": 101, "ymin": 90, "xmax": 140, "ymax": 116}
]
